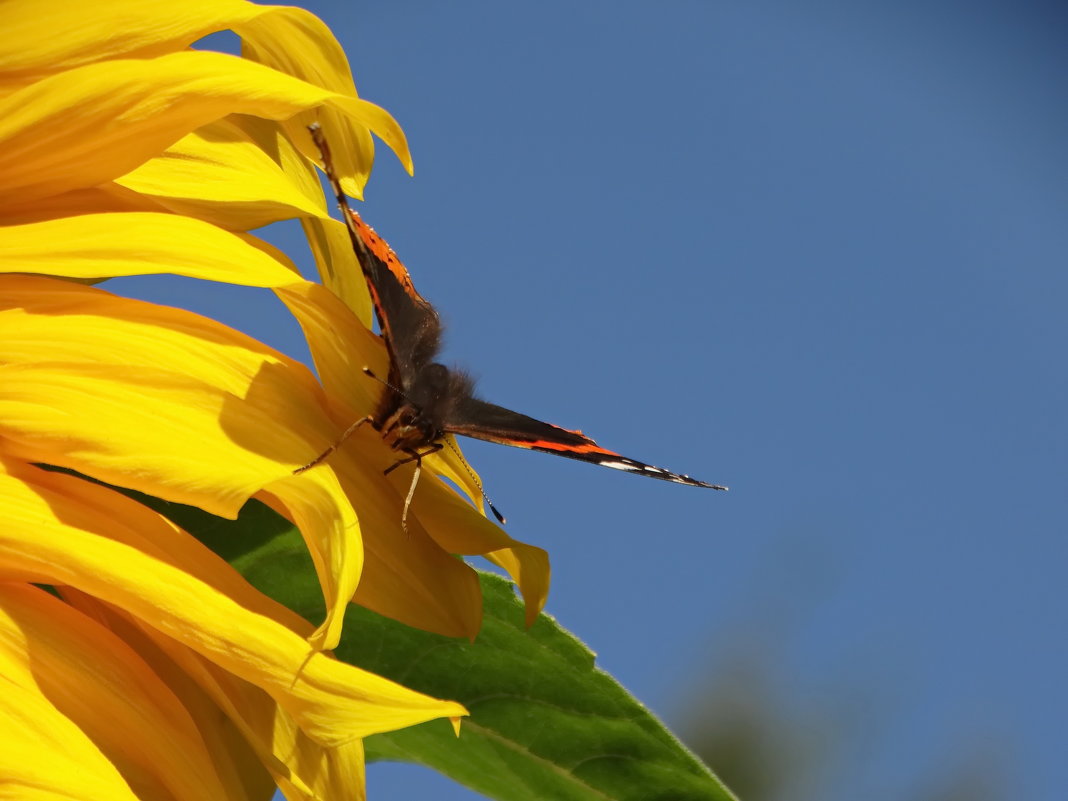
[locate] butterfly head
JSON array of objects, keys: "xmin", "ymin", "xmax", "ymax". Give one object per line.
[
  {"xmin": 375, "ymin": 363, "xmax": 471, "ymax": 453},
  {"xmin": 378, "ymin": 399, "xmax": 440, "ymax": 451}
]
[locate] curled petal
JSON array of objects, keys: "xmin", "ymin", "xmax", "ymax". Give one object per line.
[
  {"xmin": 0, "ymin": 459, "xmax": 468, "ymax": 745},
  {"xmin": 237, "ymin": 4, "xmax": 414, "ymax": 195},
  {"xmin": 0, "ymin": 584, "xmax": 234, "ymax": 801},
  {"xmin": 62, "ymin": 591, "xmax": 363, "ymax": 801},
  {"xmin": 413, "ymin": 477, "xmax": 552, "ymax": 628},
  {"xmin": 260, "ymin": 469, "xmax": 364, "ymax": 652},
  {"xmin": 0, "ymin": 50, "xmax": 407, "ymax": 205}
]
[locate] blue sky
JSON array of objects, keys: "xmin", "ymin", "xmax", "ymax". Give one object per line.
[{"xmin": 120, "ymin": 2, "xmax": 1067, "ymax": 799}]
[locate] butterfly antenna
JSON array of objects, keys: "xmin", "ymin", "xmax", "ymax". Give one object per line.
[
  {"xmin": 445, "ymin": 438, "xmax": 506, "ymax": 524},
  {"xmin": 361, "ymin": 366, "xmax": 425, "ymax": 409}
]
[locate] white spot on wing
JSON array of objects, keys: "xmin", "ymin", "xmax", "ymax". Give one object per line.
[{"xmin": 600, "ymin": 460, "xmax": 641, "ymax": 472}]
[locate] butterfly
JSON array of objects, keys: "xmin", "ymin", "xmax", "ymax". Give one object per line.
[{"xmin": 300, "ymin": 124, "xmax": 726, "ymax": 523}]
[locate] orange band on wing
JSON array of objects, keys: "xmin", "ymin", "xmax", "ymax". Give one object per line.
[
  {"xmin": 347, "ymin": 210, "xmax": 423, "ymax": 302},
  {"xmin": 515, "ymin": 438, "xmax": 621, "ymax": 457}
]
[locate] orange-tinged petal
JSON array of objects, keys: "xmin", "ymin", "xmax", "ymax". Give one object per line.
[
  {"xmin": 0, "ymin": 212, "xmax": 301, "ymax": 284},
  {"xmin": 0, "ymin": 50, "xmax": 407, "ymax": 206},
  {"xmin": 0, "ymin": 677, "xmax": 141, "ymax": 801},
  {"xmin": 412, "ymin": 477, "xmax": 552, "ymax": 627},
  {"xmin": 151, "ymin": 643, "xmax": 369, "ymax": 801},
  {"xmin": 0, "ymin": 584, "xmax": 233, "ymax": 801},
  {"xmin": 0, "ymin": 460, "xmax": 468, "ymax": 745},
  {"xmin": 62, "ymin": 590, "xmax": 350, "ymax": 801}
]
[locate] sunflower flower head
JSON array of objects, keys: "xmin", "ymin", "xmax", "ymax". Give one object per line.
[{"xmin": 0, "ymin": 2, "xmax": 551, "ymax": 798}]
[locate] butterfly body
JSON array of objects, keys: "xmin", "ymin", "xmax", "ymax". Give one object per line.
[
  {"xmin": 373, "ymin": 362, "xmax": 473, "ymax": 453},
  {"xmin": 307, "ymin": 124, "xmax": 727, "ymax": 498}
]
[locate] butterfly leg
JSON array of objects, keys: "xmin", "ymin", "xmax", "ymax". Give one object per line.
[
  {"xmin": 385, "ymin": 444, "xmax": 445, "ymax": 535},
  {"xmin": 294, "ymin": 416, "xmax": 373, "ymax": 474},
  {"xmin": 383, "ymin": 443, "xmax": 444, "ymax": 476}
]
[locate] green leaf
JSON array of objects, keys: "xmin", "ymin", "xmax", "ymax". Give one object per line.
[
  {"xmin": 351, "ymin": 573, "xmax": 737, "ymax": 801},
  {"xmin": 150, "ymin": 495, "xmax": 736, "ymax": 801}
]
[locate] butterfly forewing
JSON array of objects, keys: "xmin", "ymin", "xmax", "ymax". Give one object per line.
[
  {"xmin": 312, "ymin": 125, "xmax": 440, "ymax": 391},
  {"xmin": 445, "ymin": 396, "xmax": 727, "ymax": 490},
  {"xmin": 344, "ymin": 213, "xmax": 444, "ymax": 388}
]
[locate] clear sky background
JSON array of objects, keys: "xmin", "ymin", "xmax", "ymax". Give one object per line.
[{"xmin": 117, "ymin": 2, "xmax": 1066, "ymax": 799}]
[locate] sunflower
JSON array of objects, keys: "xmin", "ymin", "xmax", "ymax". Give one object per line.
[{"xmin": 0, "ymin": 1, "xmax": 550, "ymax": 797}]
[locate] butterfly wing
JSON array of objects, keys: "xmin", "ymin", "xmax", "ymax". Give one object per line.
[
  {"xmin": 445, "ymin": 396, "xmax": 727, "ymax": 489},
  {"xmin": 344, "ymin": 211, "xmax": 443, "ymax": 386},
  {"xmin": 310, "ymin": 125, "xmax": 441, "ymax": 387},
  {"xmin": 309, "ymin": 125, "xmax": 726, "ymax": 492}
]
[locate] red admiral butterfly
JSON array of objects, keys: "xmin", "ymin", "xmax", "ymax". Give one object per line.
[{"xmin": 300, "ymin": 124, "xmax": 726, "ymax": 522}]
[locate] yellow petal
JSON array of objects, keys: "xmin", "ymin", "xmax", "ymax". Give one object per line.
[
  {"xmin": 275, "ymin": 282, "xmax": 388, "ymax": 417},
  {"xmin": 0, "ymin": 212, "xmax": 301, "ymax": 284},
  {"xmin": 0, "ymin": 0, "xmax": 263, "ymax": 88},
  {"xmin": 0, "ymin": 50, "xmax": 407, "ymax": 205},
  {"xmin": 0, "ymin": 276, "xmax": 371, "ymax": 645},
  {"xmin": 223, "ymin": 115, "xmax": 375, "ymax": 310},
  {"xmin": 260, "ymin": 469, "xmax": 364, "ymax": 652},
  {"xmin": 0, "ymin": 277, "xmax": 325, "ymax": 517},
  {"xmin": 0, "ymin": 459, "xmax": 468, "ymax": 745},
  {"xmin": 342, "ymin": 447, "xmax": 486, "ymax": 639},
  {"xmin": 115, "ymin": 119, "xmax": 327, "ymax": 231},
  {"xmin": 0, "ymin": 275, "xmax": 380, "ymax": 645},
  {"xmin": 0, "ymin": 184, "xmax": 167, "ymax": 226},
  {"xmin": 300, "ymin": 215, "xmax": 375, "ymax": 325},
  {"xmin": 237, "ymin": 4, "xmax": 415, "ymax": 193},
  {"xmin": 0, "ymin": 584, "xmax": 234, "ymax": 801}
]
